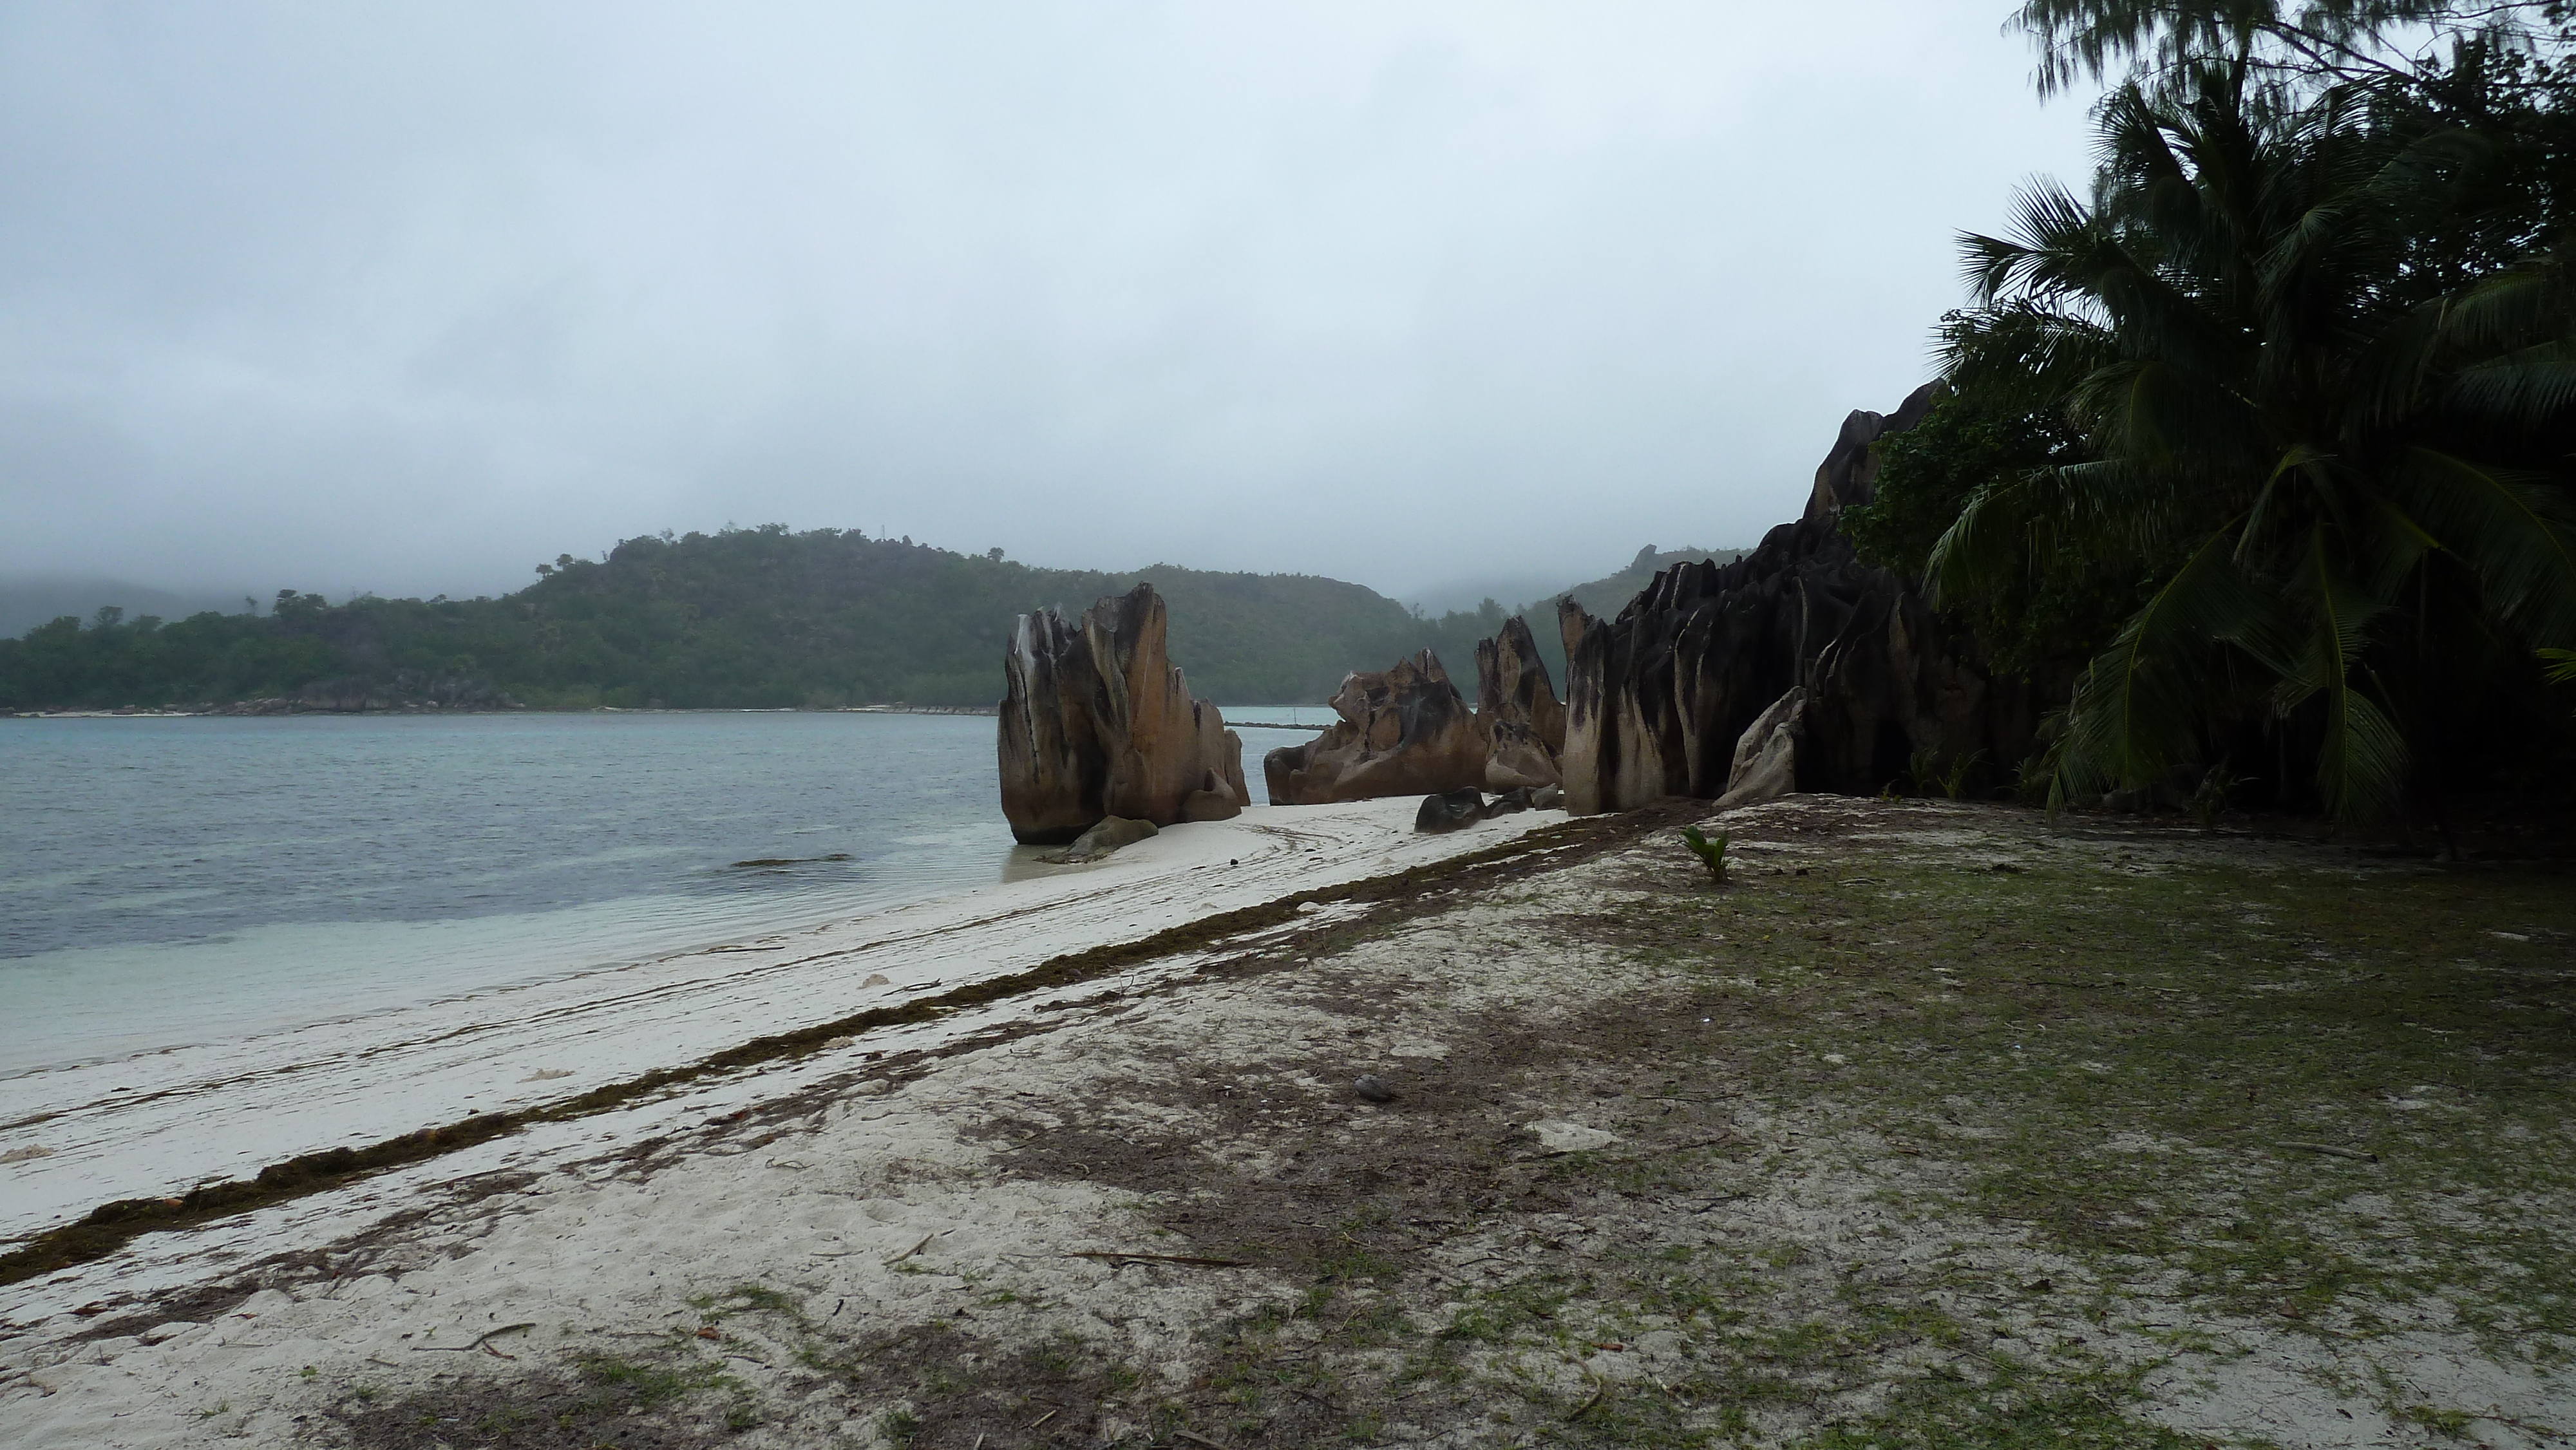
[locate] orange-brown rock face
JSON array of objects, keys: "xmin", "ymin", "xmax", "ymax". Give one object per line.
[
  {"xmin": 998, "ymin": 583, "xmax": 1249, "ymax": 844},
  {"xmin": 1262, "ymin": 651, "xmax": 1491, "ymax": 805},
  {"xmin": 1474, "ymin": 615, "xmax": 1566, "ymax": 790}
]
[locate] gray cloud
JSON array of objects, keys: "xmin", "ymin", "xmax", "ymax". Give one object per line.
[{"xmin": 0, "ymin": 1, "xmax": 2099, "ymax": 607}]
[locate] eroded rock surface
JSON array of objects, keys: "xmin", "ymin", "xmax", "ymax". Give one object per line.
[
  {"xmin": 1714, "ymin": 686, "xmax": 1805, "ymax": 811},
  {"xmin": 1267, "ymin": 622, "xmax": 1573, "ymax": 807},
  {"xmin": 1181, "ymin": 771, "xmax": 1244, "ymax": 823},
  {"xmin": 1264, "ymin": 652, "xmax": 1490, "ymax": 806},
  {"xmin": 1414, "ymin": 787, "xmax": 1490, "ymax": 834},
  {"xmin": 1804, "ymin": 381, "xmax": 1942, "ymax": 525},
  {"xmin": 1411, "ymin": 786, "xmax": 1538, "ymax": 834},
  {"xmin": 1476, "ymin": 616, "xmax": 1566, "ymax": 790},
  {"xmin": 1037, "ymin": 815, "xmax": 1159, "ymax": 865},
  {"xmin": 1558, "ymin": 387, "xmax": 2040, "ymax": 815},
  {"xmin": 999, "ymin": 584, "xmax": 1249, "ymax": 844}
]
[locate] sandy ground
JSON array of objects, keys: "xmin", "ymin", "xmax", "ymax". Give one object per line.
[
  {"xmin": 3, "ymin": 796, "xmax": 2571, "ymax": 1449},
  {"xmin": 1, "ymin": 798, "xmax": 1548, "ymax": 1241}
]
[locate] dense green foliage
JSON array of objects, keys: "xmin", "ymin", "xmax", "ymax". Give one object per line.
[
  {"xmin": 1844, "ymin": 384, "xmax": 2140, "ymax": 679},
  {"xmin": 1908, "ymin": 0, "xmax": 2576, "ymax": 820},
  {"xmin": 0, "ymin": 527, "xmax": 1563, "ymax": 711}
]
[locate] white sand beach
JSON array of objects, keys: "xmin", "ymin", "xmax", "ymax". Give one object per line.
[
  {"xmin": 5, "ymin": 797, "xmax": 2570, "ymax": 1449},
  {"xmin": 0, "ymin": 799, "xmax": 1552, "ymax": 1245}
]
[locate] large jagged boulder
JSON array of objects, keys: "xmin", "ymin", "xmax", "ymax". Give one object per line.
[
  {"xmin": 1264, "ymin": 651, "xmax": 1490, "ymax": 805},
  {"xmin": 1557, "ymin": 387, "xmax": 2040, "ymax": 816},
  {"xmin": 1475, "ymin": 616, "xmax": 1566, "ymax": 789},
  {"xmin": 1804, "ymin": 381, "xmax": 1942, "ymax": 525},
  {"xmin": 998, "ymin": 583, "xmax": 1250, "ymax": 844}
]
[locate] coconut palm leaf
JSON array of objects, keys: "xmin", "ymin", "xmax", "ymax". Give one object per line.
[
  {"xmin": 2396, "ymin": 447, "xmax": 2576, "ymax": 643},
  {"xmin": 2054, "ymin": 527, "xmax": 2281, "ymax": 804},
  {"xmin": 2273, "ymin": 534, "xmax": 2409, "ymax": 813},
  {"xmin": 1933, "ymin": 49, "xmax": 2572, "ymax": 821},
  {"xmin": 2443, "ymin": 351, "xmax": 2576, "ymax": 429}
]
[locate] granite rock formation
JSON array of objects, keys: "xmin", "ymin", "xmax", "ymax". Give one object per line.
[
  {"xmin": 1264, "ymin": 652, "xmax": 1490, "ymax": 805},
  {"xmin": 1265, "ymin": 621, "xmax": 1571, "ymax": 807},
  {"xmin": 1414, "ymin": 787, "xmax": 1490, "ymax": 834},
  {"xmin": 1475, "ymin": 616, "xmax": 1567, "ymax": 790},
  {"xmin": 1558, "ymin": 386, "xmax": 2038, "ymax": 815},
  {"xmin": 999, "ymin": 583, "xmax": 1250, "ymax": 844},
  {"xmin": 1412, "ymin": 786, "xmax": 1539, "ymax": 834},
  {"xmin": 1038, "ymin": 814, "xmax": 1159, "ymax": 864},
  {"xmin": 1713, "ymin": 686, "xmax": 1805, "ymax": 811},
  {"xmin": 1805, "ymin": 382, "xmax": 1942, "ymax": 525},
  {"xmin": 1182, "ymin": 770, "xmax": 1244, "ymax": 823}
]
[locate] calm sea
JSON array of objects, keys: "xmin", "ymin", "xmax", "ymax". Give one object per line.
[{"xmin": 0, "ymin": 710, "xmax": 1320, "ymax": 1076}]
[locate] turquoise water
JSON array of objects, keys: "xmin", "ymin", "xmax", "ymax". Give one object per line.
[{"xmin": 0, "ymin": 710, "xmax": 1321, "ymax": 1073}]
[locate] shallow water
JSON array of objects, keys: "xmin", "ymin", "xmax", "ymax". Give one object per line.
[{"xmin": 0, "ymin": 710, "xmax": 1324, "ymax": 1077}]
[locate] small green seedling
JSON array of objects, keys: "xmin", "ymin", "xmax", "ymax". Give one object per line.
[{"xmin": 1680, "ymin": 825, "xmax": 1728, "ymax": 882}]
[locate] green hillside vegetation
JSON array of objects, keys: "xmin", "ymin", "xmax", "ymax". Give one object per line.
[
  {"xmin": 0, "ymin": 526, "xmax": 1646, "ymax": 712},
  {"xmin": 1556, "ymin": 544, "xmax": 1748, "ymax": 620}
]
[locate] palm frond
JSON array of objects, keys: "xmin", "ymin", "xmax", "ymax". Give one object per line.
[
  {"xmin": 2436, "ymin": 260, "xmax": 2568, "ymax": 357},
  {"xmin": 2354, "ymin": 492, "xmax": 2441, "ymax": 598},
  {"xmin": 2055, "ymin": 526, "xmax": 2277, "ymax": 797},
  {"xmin": 2272, "ymin": 533, "xmax": 2406, "ymax": 818},
  {"xmin": 2441, "ymin": 351, "xmax": 2576, "ymax": 429},
  {"xmin": 2396, "ymin": 447, "xmax": 2576, "ymax": 645}
]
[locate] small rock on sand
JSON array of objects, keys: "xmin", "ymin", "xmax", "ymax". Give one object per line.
[{"xmin": 1529, "ymin": 1120, "xmax": 1617, "ymax": 1153}]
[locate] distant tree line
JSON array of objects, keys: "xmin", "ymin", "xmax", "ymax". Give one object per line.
[{"xmin": 0, "ymin": 526, "xmax": 1596, "ymax": 712}]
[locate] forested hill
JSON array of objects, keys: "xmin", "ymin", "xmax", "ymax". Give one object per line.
[{"xmin": 0, "ymin": 526, "xmax": 1582, "ymax": 711}]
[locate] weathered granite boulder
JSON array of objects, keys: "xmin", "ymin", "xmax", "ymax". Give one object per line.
[
  {"xmin": 1266, "ymin": 624, "xmax": 1573, "ymax": 807},
  {"xmin": 1182, "ymin": 769, "xmax": 1244, "ymax": 823},
  {"xmin": 1264, "ymin": 652, "xmax": 1490, "ymax": 805},
  {"xmin": 1713, "ymin": 686, "xmax": 1804, "ymax": 811},
  {"xmin": 1558, "ymin": 387, "xmax": 2040, "ymax": 815},
  {"xmin": 1475, "ymin": 616, "xmax": 1566, "ymax": 790},
  {"xmin": 1412, "ymin": 786, "xmax": 1537, "ymax": 834},
  {"xmin": 1414, "ymin": 787, "xmax": 1489, "ymax": 834},
  {"xmin": 1039, "ymin": 815, "xmax": 1159, "ymax": 864},
  {"xmin": 999, "ymin": 583, "xmax": 1250, "ymax": 844}
]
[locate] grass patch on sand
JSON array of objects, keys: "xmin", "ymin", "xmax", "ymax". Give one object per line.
[
  {"xmin": 1633, "ymin": 828, "xmax": 2576, "ymax": 1357},
  {"xmin": 975, "ymin": 802, "xmax": 2573, "ymax": 1444}
]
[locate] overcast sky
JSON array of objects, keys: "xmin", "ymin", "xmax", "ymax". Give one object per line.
[{"xmin": 0, "ymin": 2, "xmax": 2100, "ymax": 609}]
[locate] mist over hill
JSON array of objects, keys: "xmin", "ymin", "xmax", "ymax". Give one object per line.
[
  {"xmin": 0, "ymin": 579, "xmax": 261, "ymax": 641},
  {"xmin": 0, "ymin": 527, "xmax": 1752, "ymax": 713}
]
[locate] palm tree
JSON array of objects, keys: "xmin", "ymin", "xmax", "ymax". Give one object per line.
[{"xmin": 1924, "ymin": 58, "xmax": 2576, "ymax": 820}]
